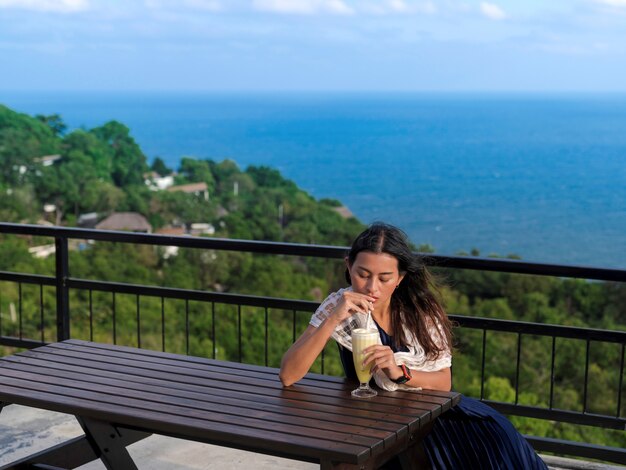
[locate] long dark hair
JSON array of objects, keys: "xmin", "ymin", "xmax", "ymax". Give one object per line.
[{"xmin": 345, "ymin": 222, "xmax": 453, "ymax": 360}]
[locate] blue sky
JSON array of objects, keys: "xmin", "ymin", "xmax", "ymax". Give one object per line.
[{"xmin": 1, "ymin": 0, "xmax": 626, "ymax": 92}]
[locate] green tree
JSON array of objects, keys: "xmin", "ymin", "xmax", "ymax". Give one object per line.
[
  {"xmin": 0, "ymin": 105, "xmax": 60, "ymax": 186},
  {"xmin": 90, "ymin": 121, "xmax": 148, "ymax": 187},
  {"xmin": 35, "ymin": 113, "xmax": 67, "ymax": 136},
  {"xmin": 62, "ymin": 130, "xmax": 113, "ymax": 181},
  {"xmin": 36, "ymin": 151, "xmax": 99, "ymax": 219},
  {"xmin": 177, "ymin": 158, "xmax": 216, "ymax": 193},
  {"xmin": 151, "ymin": 157, "xmax": 172, "ymax": 176}
]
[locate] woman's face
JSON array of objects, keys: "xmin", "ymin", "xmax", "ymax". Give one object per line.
[{"xmin": 347, "ymin": 251, "xmax": 405, "ymax": 309}]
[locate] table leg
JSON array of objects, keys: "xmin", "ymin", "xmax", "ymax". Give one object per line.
[
  {"xmin": 396, "ymin": 421, "xmax": 434, "ymax": 470},
  {"xmin": 396, "ymin": 442, "xmax": 431, "ymax": 470},
  {"xmin": 76, "ymin": 417, "xmax": 139, "ymax": 470}
]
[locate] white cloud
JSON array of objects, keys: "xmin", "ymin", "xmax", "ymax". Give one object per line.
[
  {"xmin": 593, "ymin": 0, "xmax": 626, "ymax": 6},
  {"xmin": 0, "ymin": 0, "xmax": 88, "ymax": 12},
  {"xmin": 480, "ymin": 2, "xmax": 506, "ymax": 20},
  {"xmin": 420, "ymin": 1, "xmax": 436, "ymax": 14},
  {"xmin": 145, "ymin": 0, "xmax": 222, "ymax": 11},
  {"xmin": 252, "ymin": 0, "xmax": 354, "ymax": 15},
  {"xmin": 185, "ymin": 0, "xmax": 221, "ymax": 10},
  {"xmin": 359, "ymin": 0, "xmax": 436, "ymax": 15},
  {"xmin": 388, "ymin": 0, "xmax": 408, "ymax": 11}
]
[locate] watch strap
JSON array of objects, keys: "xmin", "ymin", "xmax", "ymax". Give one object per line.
[{"xmin": 392, "ymin": 364, "xmax": 412, "ymax": 384}]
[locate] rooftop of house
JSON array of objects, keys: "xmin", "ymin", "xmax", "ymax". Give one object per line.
[
  {"xmin": 167, "ymin": 182, "xmax": 208, "ymax": 193},
  {"xmin": 95, "ymin": 212, "xmax": 152, "ymax": 233}
]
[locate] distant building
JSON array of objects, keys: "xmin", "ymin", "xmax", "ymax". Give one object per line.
[
  {"xmin": 189, "ymin": 223, "xmax": 215, "ymax": 236},
  {"xmin": 154, "ymin": 225, "xmax": 187, "ymax": 258},
  {"xmin": 95, "ymin": 212, "xmax": 152, "ymax": 233},
  {"xmin": 332, "ymin": 205, "xmax": 354, "ymax": 219},
  {"xmin": 155, "ymin": 226, "xmax": 186, "ymax": 236},
  {"xmin": 77, "ymin": 212, "xmax": 99, "ymax": 228},
  {"xmin": 34, "ymin": 154, "xmax": 62, "ymax": 167},
  {"xmin": 144, "ymin": 172, "xmax": 175, "ymax": 191},
  {"xmin": 167, "ymin": 182, "xmax": 209, "ymax": 201},
  {"xmin": 28, "ymin": 244, "xmax": 56, "ymax": 259}
]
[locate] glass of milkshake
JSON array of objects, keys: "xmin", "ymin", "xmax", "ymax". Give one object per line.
[{"xmin": 351, "ymin": 328, "xmax": 379, "ymax": 398}]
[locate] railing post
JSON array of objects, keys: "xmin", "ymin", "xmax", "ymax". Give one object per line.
[{"xmin": 55, "ymin": 236, "xmax": 70, "ymax": 341}]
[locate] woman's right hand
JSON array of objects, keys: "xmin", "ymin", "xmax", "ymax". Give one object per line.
[
  {"xmin": 330, "ymin": 291, "xmax": 375, "ymax": 324},
  {"xmin": 280, "ymin": 290, "xmax": 375, "ymax": 387}
]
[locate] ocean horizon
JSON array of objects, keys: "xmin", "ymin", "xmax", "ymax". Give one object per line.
[{"xmin": 2, "ymin": 91, "xmax": 625, "ymax": 269}]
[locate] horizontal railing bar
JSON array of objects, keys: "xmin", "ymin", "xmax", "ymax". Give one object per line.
[
  {"xmin": 68, "ymin": 279, "xmax": 319, "ymax": 311},
  {"xmin": 0, "ymin": 336, "xmax": 46, "ymax": 350},
  {"xmin": 0, "ymin": 271, "xmax": 55, "ymax": 286},
  {"xmin": 0, "ymin": 223, "xmax": 346, "ymax": 258},
  {"xmin": 1, "ymin": 223, "xmax": 625, "ymax": 282},
  {"xmin": 486, "ymin": 401, "xmax": 626, "ymax": 430},
  {"xmin": 526, "ymin": 436, "xmax": 626, "ymax": 465},
  {"xmin": 450, "ymin": 315, "xmax": 626, "ymax": 343},
  {"xmin": 429, "ymin": 255, "xmax": 626, "ymax": 283},
  {"xmin": 65, "ymin": 280, "xmax": 626, "ymax": 343},
  {"xmin": 2, "ymin": 272, "xmax": 620, "ymax": 343}
]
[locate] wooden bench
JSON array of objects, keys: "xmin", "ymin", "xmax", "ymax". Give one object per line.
[{"xmin": 0, "ymin": 340, "xmax": 460, "ymax": 469}]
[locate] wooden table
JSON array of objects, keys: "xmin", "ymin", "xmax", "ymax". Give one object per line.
[{"xmin": 0, "ymin": 340, "xmax": 460, "ymax": 470}]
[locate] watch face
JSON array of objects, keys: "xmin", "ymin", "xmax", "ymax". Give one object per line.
[
  {"xmin": 395, "ymin": 376, "xmax": 409, "ymax": 385},
  {"xmin": 394, "ymin": 364, "xmax": 411, "ymax": 384}
]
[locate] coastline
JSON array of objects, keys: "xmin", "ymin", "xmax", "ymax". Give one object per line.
[{"xmin": 1, "ymin": 92, "xmax": 625, "ymax": 268}]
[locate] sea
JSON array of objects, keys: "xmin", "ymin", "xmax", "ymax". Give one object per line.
[{"xmin": 2, "ymin": 91, "xmax": 625, "ymax": 269}]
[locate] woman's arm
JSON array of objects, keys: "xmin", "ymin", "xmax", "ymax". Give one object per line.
[
  {"xmin": 403, "ymin": 367, "xmax": 451, "ymax": 391},
  {"xmin": 279, "ymin": 290, "xmax": 375, "ymax": 386},
  {"xmin": 279, "ymin": 319, "xmax": 339, "ymax": 386}
]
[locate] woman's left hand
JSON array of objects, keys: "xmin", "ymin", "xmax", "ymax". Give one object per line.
[{"xmin": 363, "ymin": 345, "xmax": 403, "ymax": 379}]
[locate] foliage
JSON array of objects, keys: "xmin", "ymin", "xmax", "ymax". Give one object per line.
[{"xmin": 151, "ymin": 157, "xmax": 172, "ymax": 176}]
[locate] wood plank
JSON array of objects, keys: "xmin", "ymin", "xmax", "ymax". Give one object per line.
[
  {"xmin": 53, "ymin": 341, "xmax": 461, "ymax": 410},
  {"xmin": 2, "ymin": 351, "xmax": 442, "ymax": 438},
  {"xmin": 0, "ymin": 367, "xmax": 395, "ymax": 450},
  {"xmin": 0, "ymin": 361, "xmax": 402, "ymax": 434},
  {"xmin": 0, "ymin": 356, "xmax": 419, "ymax": 435},
  {"xmin": 0, "ymin": 383, "xmax": 371, "ymax": 465},
  {"xmin": 2, "ymin": 352, "xmax": 432, "ymax": 425},
  {"xmin": 0, "ymin": 374, "xmax": 384, "ymax": 450},
  {"xmin": 55, "ymin": 342, "xmax": 459, "ymax": 406},
  {"xmin": 58, "ymin": 340, "xmax": 282, "ymax": 378},
  {"xmin": 13, "ymin": 348, "xmax": 440, "ymax": 424}
]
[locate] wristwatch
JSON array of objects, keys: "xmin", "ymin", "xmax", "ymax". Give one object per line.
[{"xmin": 392, "ymin": 364, "xmax": 412, "ymax": 384}]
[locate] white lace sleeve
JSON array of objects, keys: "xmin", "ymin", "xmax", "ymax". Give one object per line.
[
  {"xmin": 309, "ymin": 288, "xmax": 346, "ymax": 328},
  {"xmin": 309, "ymin": 287, "xmax": 363, "ymax": 351},
  {"xmin": 375, "ymin": 320, "xmax": 451, "ymax": 392},
  {"xmin": 409, "ymin": 318, "xmax": 452, "ymax": 372}
]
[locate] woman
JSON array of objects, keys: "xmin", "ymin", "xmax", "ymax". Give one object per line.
[{"xmin": 279, "ymin": 223, "xmax": 547, "ymax": 469}]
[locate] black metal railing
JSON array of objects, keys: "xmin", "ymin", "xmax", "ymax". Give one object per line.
[{"xmin": 1, "ymin": 222, "xmax": 625, "ymax": 464}]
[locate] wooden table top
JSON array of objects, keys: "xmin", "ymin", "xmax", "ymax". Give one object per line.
[{"xmin": 0, "ymin": 340, "xmax": 460, "ymax": 468}]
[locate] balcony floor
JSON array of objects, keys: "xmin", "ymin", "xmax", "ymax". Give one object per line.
[{"xmin": 1, "ymin": 405, "xmax": 623, "ymax": 469}]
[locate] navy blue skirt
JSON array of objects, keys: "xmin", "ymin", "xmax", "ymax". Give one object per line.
[{"xmin": 422, "ymin": 395, "xmax": 547, "ymax": 470}]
